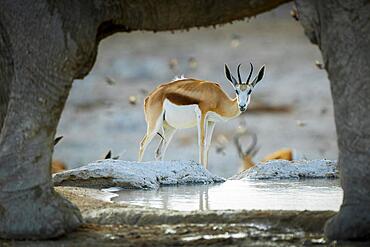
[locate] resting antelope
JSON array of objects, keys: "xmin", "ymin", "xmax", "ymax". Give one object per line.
[
  {"xmin": 138, "ymin": 63, "xmax": 266, "ymax": 168},
  {"xmin": 234, "ymin": 128, "xmax": 294, "ymax": 171}
]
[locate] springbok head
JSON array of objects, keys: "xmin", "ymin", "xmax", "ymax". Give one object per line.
[{"xmin": 224, "ymin": 63, "xmax": 265, "ymax": 112}]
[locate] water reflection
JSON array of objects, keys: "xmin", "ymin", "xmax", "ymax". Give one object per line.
[{"xmin": 112, "ymin": 179, "xmax": 342, "ymax": 211}]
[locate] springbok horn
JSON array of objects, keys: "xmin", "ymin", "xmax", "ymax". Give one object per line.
[
  {"xmin": 104, "ymin": 150, "xmax": 112, "ymax": 159},
  {"xmin": 246, "ymin": 62, "xmax": 254, "ymax": 83},
  {"xmin": 237, "ymin": 64, "xmax": 242, "ymax": 84},
  {"xmin": 225, "ymin": 64, "xmax": 238, "ymax": 86},
  {"xmin": 54, "ymin": 136, "xmax": 63, "ymax": 146},
  {"xmin": 233, "ymin": 135, "xmax": 245, "ymax": 159},
  {"xmin": 245, "ymin": 131, "xmax": 258, "ymax": 155}
]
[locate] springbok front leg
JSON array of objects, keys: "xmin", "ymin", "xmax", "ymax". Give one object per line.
[
  {"xmin": 196, "ymin": 108, "xmax": 207, "ymax": 167},
  {"xmin": 204, "ymin": 121, "xmax": 216, "ymax": 169},
  {"xmin": 155, "ymin": 121, "xmax": 176, "ymax": 160}
]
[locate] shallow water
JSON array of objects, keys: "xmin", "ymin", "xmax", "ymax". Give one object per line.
[{"xmin": 112, "ymin": 179, "xmax": 342, "ymax": 211}]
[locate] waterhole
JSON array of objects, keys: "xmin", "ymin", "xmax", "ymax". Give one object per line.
[{"xmin": 112, "ymin": 179, "xmax": 342, "ymax": 211}]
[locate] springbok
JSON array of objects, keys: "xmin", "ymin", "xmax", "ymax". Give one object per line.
[
  {"xmin": 234, "ymin": 128, "xmax": 294, "ymax": 171},
  {"xmin": 138, "ymin": 63, "xmax": 266, "ymax": 168},
  {"xmin": 52, "ymin": 136, "xmax": 67, "ymax": 174}
]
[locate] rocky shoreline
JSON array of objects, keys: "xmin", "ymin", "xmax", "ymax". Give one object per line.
[
  {"xmin": 53, "ymin": 159, "xmax": 338, "ymax": 190},
  {"xmin": 53, "ymin": 160, "xmax": 224, "ymax": 189}
]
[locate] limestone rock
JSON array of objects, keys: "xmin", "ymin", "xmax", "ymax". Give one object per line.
[
  {"xmin": 53, "ymin": 160, "xmax": 225, "ymax": 189},
  {"xmin": 230, "ymin": 159, "xmax": 338, "ymax": 180}
]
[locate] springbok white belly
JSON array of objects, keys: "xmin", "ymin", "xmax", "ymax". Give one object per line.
[
  {"xmin": 163, "ymin": 99, "xmax": 229, "ymax": 129},
  {"xmin": 163, "ymin": 99, "xmax": 198, "ymax": 129}
]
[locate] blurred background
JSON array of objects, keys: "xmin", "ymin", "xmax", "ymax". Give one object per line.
[{"xmin": 54, "ymin": 3, "xmax": 337, "ymax": 178}]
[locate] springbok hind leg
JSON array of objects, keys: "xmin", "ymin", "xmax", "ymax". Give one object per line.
[
  {"xmin": 138, "ymin": 131, "xmax": 157, "ymax": 161},
  {"xmin": 138, "ymin": 120, "xmax": 161, "ymax": 161},
  {"xmin": 155, "ymin": 127, "xmax": 165, "ymax": 160},
  {"xmin": 155, "ymin": 121, "xmax": 176, "ymax": 160}
]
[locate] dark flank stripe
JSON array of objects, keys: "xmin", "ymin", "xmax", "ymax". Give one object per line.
[{"xmin": 165, "ymin": 92, "xmax": 201, "ymax": 106}]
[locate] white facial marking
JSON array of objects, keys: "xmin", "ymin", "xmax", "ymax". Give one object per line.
[{"xmin": 236, "ymin": 84, "xmax": 252, "ymax": 112}]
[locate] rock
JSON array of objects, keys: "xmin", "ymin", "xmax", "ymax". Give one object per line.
[
  {"xmin": 230, "ymin": 159, "xmax": 338, "ymax": 180},
  {"xmin": 53, "ymin": 160, "xmax": 225, "ymax": 189}
]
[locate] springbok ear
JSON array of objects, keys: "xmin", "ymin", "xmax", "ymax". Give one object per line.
[
  {"xmin": 224, "ymin": 64, "xmax": 238, "ymax": 87},
  {"xmin": 251, "ymin": 65, "xmax": 265, "ymax": 87}
]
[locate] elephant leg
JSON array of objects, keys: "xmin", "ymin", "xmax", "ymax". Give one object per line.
[
  {"xmin": 0, "ymin": 69, "xmax": 82, "ymax": 239},
  {"xmin": 324, "ymin": 64, "xmax": 370, "ymax": 238},
  {"xmin": 0, "ymin": 21, "xmax": 11, "ymax": 133},
  {"xmin": 0, "ymin": 2, "xmax": 106, "ymax": 239},
  {"xmin": 297, "ymin": 0, "xmax": 370, "ymax": 241}
]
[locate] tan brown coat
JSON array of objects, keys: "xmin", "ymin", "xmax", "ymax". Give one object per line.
[{"xmin": 139, "ymin": 78, "xmax": 240, "ymax": 168}]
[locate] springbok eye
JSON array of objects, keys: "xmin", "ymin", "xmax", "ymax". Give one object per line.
[
  {"xmin": 235, "ymin": 91, "xmax": 239, "ymax": 95},
  {"xmin": 248, "ymin": 89, "xmax": 252, "ymax": 94}
]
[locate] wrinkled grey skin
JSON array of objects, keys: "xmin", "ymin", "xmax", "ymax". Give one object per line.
[
  {"xmin": 0, "ymin": 0, "xmax": 369, "ymax": 241},
  {"xmin": 297, "ymin": 0, "xmax": 370, "ymax": 241}
]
